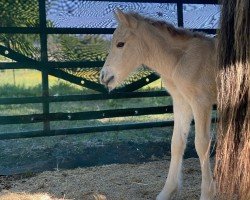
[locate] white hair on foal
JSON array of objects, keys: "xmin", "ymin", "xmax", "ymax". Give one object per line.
[{"xmin": 100, "ymin": 9, "xmax": 217, "ymax": 200}]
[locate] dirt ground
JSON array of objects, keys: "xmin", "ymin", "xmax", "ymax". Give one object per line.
[{"xmin": 0, "ymin": 158, "xmax": 208, "ymax": 200}]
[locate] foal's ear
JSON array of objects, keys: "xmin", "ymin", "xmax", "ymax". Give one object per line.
[{"xmin": 114, "ymin": 8, "xmax": 138, "ymax": 29}]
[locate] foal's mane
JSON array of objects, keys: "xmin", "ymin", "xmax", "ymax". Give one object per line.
[{"xmin": 129, "ymin": 12, "xmax": 207, "ymax": 40}]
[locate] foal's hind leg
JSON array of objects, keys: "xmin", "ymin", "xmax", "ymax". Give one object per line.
[
  {"xmin": 191, "ymin": 102, "xmax": 215, "ymax": 200},
  {"xmin": 157, "ymin": 96, "xmax": 193, "ymax": 200}
]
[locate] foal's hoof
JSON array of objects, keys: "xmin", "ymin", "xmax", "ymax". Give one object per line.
[
  {"xmin": 200, "ymin": 194, "xmax": 215, "ymax": 200},
  {"xmin": 156, "ymin": 192, "xmax": 171, "ymax": 200},
  {"xmin": 200, "ymin": 180, "xmax": 216, "ymax": 200}
]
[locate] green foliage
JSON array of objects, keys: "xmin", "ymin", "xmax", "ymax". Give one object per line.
[
  {"xmin": 0, "ymin": 0, "xmax": 40, "ymax": 59},
  {"xmin": 49, "ymin": 82, "xmax": 85, "ymax": 96},
  {"xmin": 53, "ymin": 34, "xmax": 110, "ymax": 62},
  {"xmin": 0, "ymin": 34, "xmax": 40, "ymax": 60},
  {"xmin": 0, "ymin": 84, "xmax": 41, "ymax": 97},
  {"xmin": 48, "ymin": 34, "xmax": 110, "ymax": 78},
  {"xmin": 0, "ymin": 0, "xmax": 39, "ymax": 27}
]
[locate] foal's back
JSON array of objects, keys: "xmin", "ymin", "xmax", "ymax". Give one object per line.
[{"xmin": 172, "ymin": 35, "xmax": 217, "ymax": 104}]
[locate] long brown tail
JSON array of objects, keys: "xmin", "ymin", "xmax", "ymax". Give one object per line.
[{"xmin": 215, "ymin": 0, "xmax": 250, "ymax": 199}]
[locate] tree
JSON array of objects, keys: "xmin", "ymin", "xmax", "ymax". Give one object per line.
[{"xmin": 0, "ymin": 0, "xmax": 40, "ymax": 59}]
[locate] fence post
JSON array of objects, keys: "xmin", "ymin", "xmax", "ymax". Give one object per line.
[
  {"xmin": 177, "ymin": 0, "xmax": 184, "ymax": 27},
  {"xmin": 39, "ymin": 0, "xmax": 50, "ymax": 132}
]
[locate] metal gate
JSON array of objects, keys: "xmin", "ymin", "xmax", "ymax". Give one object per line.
[{"xmin": 0, "ymin": 0, "xmax": 218, "ymax": 140}]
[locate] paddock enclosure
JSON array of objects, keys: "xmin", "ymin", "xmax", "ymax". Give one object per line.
[{"xmin": 0, "ymin": 0, "xmax": 219, "ymax": 199}]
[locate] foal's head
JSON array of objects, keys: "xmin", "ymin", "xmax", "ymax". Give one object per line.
[
  {"xmin": 99, "ymin": 9, "xmax": 204, "ymax": 90},
  {"xmin": 100, "ymin": 9, "xmax": 148, "ymax": 91}
]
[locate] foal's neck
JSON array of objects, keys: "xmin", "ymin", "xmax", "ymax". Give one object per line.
[{"xmin": 142, "ymin": 25, "xmax": 188, "ymax": 79}]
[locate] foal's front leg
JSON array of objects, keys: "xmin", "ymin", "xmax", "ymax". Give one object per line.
[{"xmin": 157, "ymin": 97, "xmax": 193, "ymax": 200}]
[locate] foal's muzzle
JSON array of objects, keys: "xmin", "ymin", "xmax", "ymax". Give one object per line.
[{"xmin": 100, "ymin": 69, "xmax": 115, "ymax": 87}]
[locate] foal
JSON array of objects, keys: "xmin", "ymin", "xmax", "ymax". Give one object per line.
[{"xmin": 100, "ymin": 9, "xmax": 217, "ymax": 200}]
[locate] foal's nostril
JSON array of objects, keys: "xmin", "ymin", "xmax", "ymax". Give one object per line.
[
  {"xmin": 100, "ymin": 71, "xmax": 106, "ymax": 83},
  {"xmin": 106, "ymin": 75, "xmax": 114, "ymax": 85}
]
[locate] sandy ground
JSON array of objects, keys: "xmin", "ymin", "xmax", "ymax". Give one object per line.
[{"xmin": 0, "ymin": 158, "xmax": 204, "ymax": 200}]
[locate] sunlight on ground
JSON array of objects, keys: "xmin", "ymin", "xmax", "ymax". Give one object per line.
[
  {"xmin": 0, "ymin": 70, "xmax": 58, "ymax": 87},
  {"xmin": 0, "ymin": 191, "xmax": 107, "ymax": 200},
  {"xmin": 0, "ymin": 192, "xmax": 54, "ymax": 200}
]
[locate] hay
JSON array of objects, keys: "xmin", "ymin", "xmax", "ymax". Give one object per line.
[
  {"xmin": 0, "ymin": 192, "xmax": 53, "ymax": 200},
  {"xmin": 0, "ymin": 158, "xmax": 206, "ymax": 200}
]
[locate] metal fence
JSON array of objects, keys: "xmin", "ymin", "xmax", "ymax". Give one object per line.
[{"xmin": 0, "ymin": 0, "xmax": 218, "ymax": 140}]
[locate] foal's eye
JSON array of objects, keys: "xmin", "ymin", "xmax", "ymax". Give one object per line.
[{"xmin": 116, "ymin": 42, "xmax": 125, "ymax": 48}]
